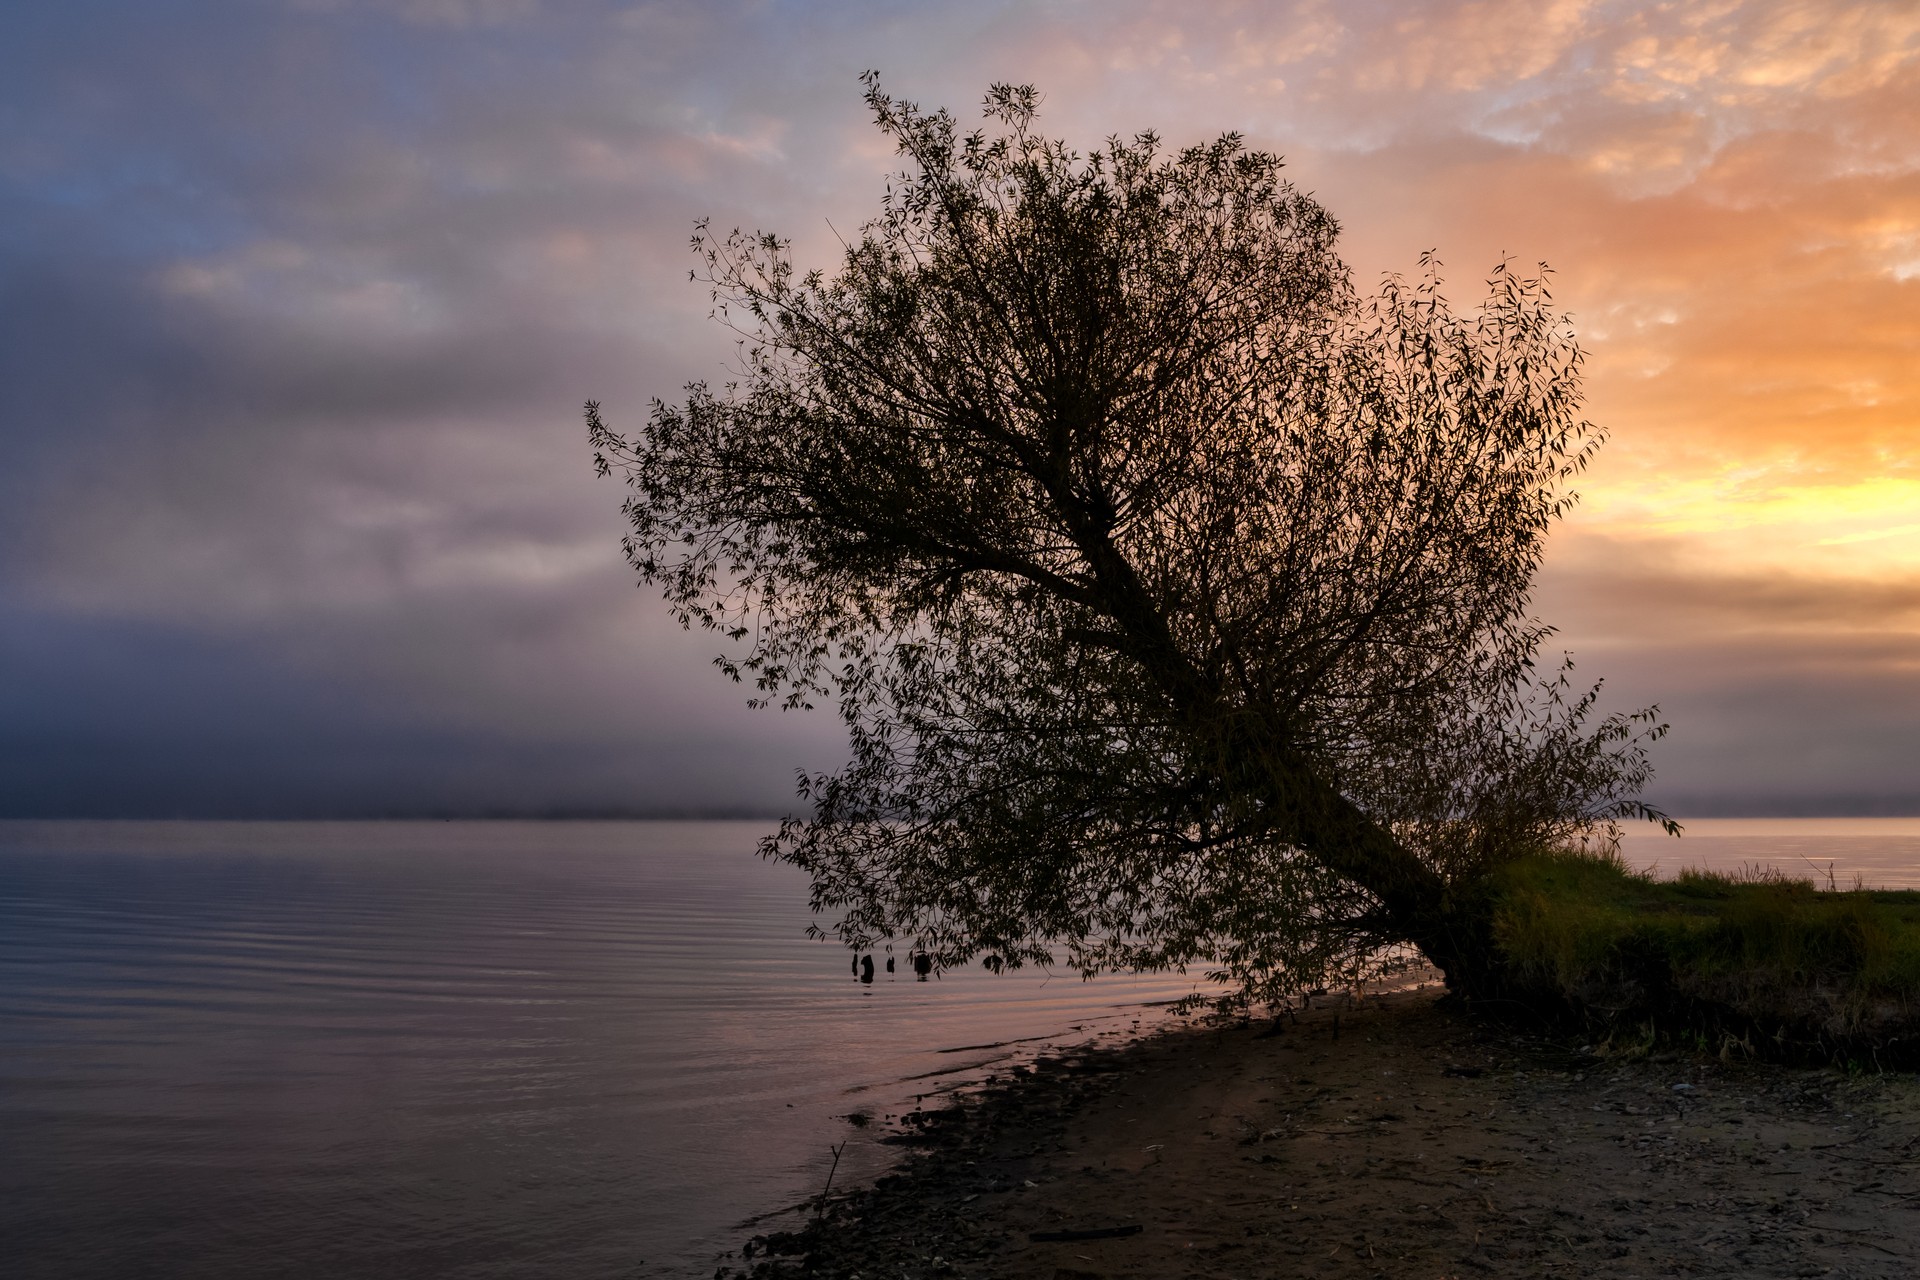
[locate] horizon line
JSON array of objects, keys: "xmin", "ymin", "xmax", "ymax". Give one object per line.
[{"xmin": 3, "ymin": 809, "xmax": 1918, "ymax": 824}]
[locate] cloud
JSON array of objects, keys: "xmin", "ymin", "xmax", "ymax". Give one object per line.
[
  {"xmin": 1534, "ymin": 534, "xmax": 1920, "ymax": 813},
  {"xmin": 2, "ymin": 0, "xmax": 1917, "ymax": 814},
  {"xmin": 287, "ymin": 0, "xmax": 547, "ymax": 27}
]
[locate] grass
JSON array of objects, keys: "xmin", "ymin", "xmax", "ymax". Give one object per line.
[{"xmin": 1486, "ymin": 851, "xmax": 1920, "ymax": 1065}]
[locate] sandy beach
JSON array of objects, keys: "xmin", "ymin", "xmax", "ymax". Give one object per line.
[{"xmin": 729, "ymin": 988, "xmax": 1920, "ymax": 1278}]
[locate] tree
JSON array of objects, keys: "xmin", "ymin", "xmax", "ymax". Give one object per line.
[{"xmin": 590, "ymin": 78, "xmax": 1671, "ymax": 1001}]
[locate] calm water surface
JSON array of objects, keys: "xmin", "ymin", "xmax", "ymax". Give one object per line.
[
  {"xmin": 0, "ymin": 821, "xmax": 1202, "ymax": 1279},
  {"xmin": 4, "ymin": 818, "xmax": 1918, "ymax": 1278},
  {"xmin": 1619, "ymin": 817, "xmax": 1920, "ymax": 888}
]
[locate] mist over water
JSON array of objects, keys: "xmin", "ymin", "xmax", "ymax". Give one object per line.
[{"xmin": 0, "ymin": 821, "xmax": 1202, "ymax": 1279}]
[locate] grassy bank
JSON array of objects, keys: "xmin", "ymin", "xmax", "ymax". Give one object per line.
[{"xmin": 1488, "ymin": 852, "xmax": 1920, "ymax": 1065}]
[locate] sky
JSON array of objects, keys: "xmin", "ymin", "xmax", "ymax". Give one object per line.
[{"xmin": 1, "ymin": 0, "xmax": 1916, "ymax": 818}]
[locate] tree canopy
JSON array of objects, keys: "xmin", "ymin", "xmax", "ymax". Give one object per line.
[{"xmin": 591, "ymin": 78, "xmax": 1671, "ymax": 1001}]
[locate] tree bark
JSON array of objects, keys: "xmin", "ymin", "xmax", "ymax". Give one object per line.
[
  {"xmin": 1237, "ymin": 733, "xmax": 1495, "ymax": 993},
  {"xmin": 1066, "ymin": 476, "xmax": 1499, "ymax": 993}
]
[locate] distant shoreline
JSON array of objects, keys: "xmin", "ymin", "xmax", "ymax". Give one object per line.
[
  {"xmin": 6, "ymin": 813, "xmax": 1920, "ymax": 824},
  {"xmin": 0, "ymin": 811, "xmax": 793, "ymax": 824}
]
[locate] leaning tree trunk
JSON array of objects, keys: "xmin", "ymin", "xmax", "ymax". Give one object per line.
[
  {"xmin": 1147, "ymin": 681, "xmax": 1505, "ymax": 995},
  {"xmin": 1228, "ymin": 724, "xmax": 1505, "ymax": 996},
  {"xmin": 1265, "ymin": 759, "xmax": 1506, "ymax": 997},
  {"xmin": 1071, "ymin": 500, "xmax": 1508, "ymax": 996}
]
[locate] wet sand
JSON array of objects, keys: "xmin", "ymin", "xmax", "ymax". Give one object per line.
[{"xmin": 729, "ymin": 988, "xmax": 1920, "ymax": 1278}]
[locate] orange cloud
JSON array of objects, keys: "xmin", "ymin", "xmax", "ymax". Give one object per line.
[{"xmin": 962, "ymin": 0, "xmax": 1920, "ymax": 805}]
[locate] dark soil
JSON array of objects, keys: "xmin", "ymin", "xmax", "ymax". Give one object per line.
[{"xmin": 718, "ymin": 989, "xmax": 1920, "ymax": 1279}]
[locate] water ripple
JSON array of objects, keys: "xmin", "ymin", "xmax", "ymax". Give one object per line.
[{"xmin": 0, "ymin": 820, "xmax": 1201, "ymax": 1280}]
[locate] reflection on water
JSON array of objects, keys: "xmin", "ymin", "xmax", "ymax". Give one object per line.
[
  {"xmin": 5, "ymin": 818, "xmax": 1916, "ymax": 1278},
  {"xmin": 0, "ymin": 821, "xmax": 1203, "ymax": 1280},
  {"xmin": 1620, "ymin": 817, "xmax": 1920, "ymax": 889}
]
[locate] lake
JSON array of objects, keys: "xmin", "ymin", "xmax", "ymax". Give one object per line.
[
  {"xmin": 3, "ymin": 817, "xmax": 1917, "ymax": 1278},
  {"xmin": 0, "ymin": 820, "xmax": 1206, "ymax": 1279},
  {"xmin": 1618, "ymin": 817, "xmax": 1920, "ymax": 889}
]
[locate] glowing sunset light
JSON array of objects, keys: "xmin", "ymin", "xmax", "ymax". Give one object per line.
[
  {"xmin": 1581, "ymin": 474, "xmax": 1920, "ymax": 552},
  {"xmin": 2, "ymin": 0, "xmax": 1917, "ymax": 816},
  {"xmin": 1821, "ymin": 522, "xmax": 1920, "ymax": 549}
]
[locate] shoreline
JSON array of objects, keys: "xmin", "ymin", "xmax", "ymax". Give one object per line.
[{"xmin": 721, "ymin": 988, "xmax": 1920, "ymax": 1278}]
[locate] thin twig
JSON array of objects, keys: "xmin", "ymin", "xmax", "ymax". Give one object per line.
[{"xmin": 817, "ymin": 1141, "xmax": 847, "ymax": 1219}]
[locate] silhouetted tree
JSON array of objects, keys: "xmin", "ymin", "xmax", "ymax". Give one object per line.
[{"xmin": 591, "ymin": 78, "xmax": 1671, "ymax": 1000}]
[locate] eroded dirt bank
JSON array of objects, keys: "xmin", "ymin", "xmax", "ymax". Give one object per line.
[{"xmin": 723, "ymin": 988, "xmax": 1920, "ymax": 1279}]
